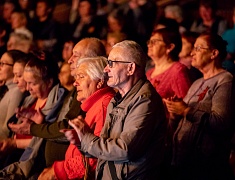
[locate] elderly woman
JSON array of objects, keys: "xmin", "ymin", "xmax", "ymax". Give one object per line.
[
  {"xmin": 164, "ymin": 33, "xmax": 235, "ymax": 179},
  {"xmin": 0, "ymin": 50, "xmax": 25, "ymax": 141},
  {"xmin": 38, "ymin": 56, "xmax": 115, "ymax": 180},
  {"xmin": 1, "ymin": 51, "xmax": 68, "ymax": 179}
]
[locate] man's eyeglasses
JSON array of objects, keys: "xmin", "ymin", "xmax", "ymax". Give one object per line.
[
  {"xmin": 107, "ymin": 60, "xmax": 132, "ymax": 68},
  {"xmin": 147, "ymin": 39, "xmax": 164, "ymax": 46},
  {"xmin": 193, "ymin": 46, "xmax": 210, "ymax": 52},
  {"xmin": 0, "ymin": 62, "xmax": 13, "ymax": 67}
]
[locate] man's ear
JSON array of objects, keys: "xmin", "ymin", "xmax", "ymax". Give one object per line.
[{"xmin": 127, "ymin": 63, "xmax": 136, "ymax": 76}]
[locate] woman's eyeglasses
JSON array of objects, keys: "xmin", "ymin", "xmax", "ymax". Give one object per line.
[
  {"xmin": 0, "ymin": 62, "xmax": 13, "ymax": 67},
  {"xmin": 193, "ymin": 46, "xmax": 210, "ymax": 52},
  {"xmin": 147, "ymin": 39, "xmax": 164, "ymax": 46}
]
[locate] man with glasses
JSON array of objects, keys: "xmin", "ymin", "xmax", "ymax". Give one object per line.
[{"xmin": 66, "ymin": 40, "xmax": 167, "ymax": 179}]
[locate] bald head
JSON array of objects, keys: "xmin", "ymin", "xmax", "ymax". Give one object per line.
[{"xmin": 68, "ymin": 38, "xmax": 106, "ymax": 76}]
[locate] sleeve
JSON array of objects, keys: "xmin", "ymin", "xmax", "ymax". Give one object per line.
[{"xmin": 30, "ymin": 119, "xmax": 70, "ymax": 139}]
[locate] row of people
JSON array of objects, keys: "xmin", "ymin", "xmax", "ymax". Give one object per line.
[{"xmin": 0, "ymin": 32, "xmax": 234, "ymax": 180}]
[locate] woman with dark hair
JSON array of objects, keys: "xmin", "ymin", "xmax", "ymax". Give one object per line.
[
  {"xmin": 146, "ymin": 27, "xmax": 191, "ymax": 101},
  {"xmin": 164, "ymin": 33, "xmax": 235, "ymax": 179},
  {"xmin": 0, "ymin": 50, "xmax": 25, "ymax": 141}
]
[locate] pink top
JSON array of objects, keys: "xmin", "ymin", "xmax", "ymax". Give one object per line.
[
  {"xmin": 53, "ymin": 87, "xmax": 115, "ymax": 180},
  {"xmin": 146, "ymin": 62, "xmax": 191, "ymax": 99}
]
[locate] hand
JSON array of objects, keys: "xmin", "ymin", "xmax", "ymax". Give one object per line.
[
  {"xmin": 38, "ymin": 166, "xmax": 56, "ymax": 180},
  {"xmin": 163, "ymin": 98, "xmax": 189, "ymax": 116},
  {"xmin": 69, "ymin": 115, "xmax": 91, "ymax": 141},
  {"xmin": 0, "ymin": 139, "xmax": 16, "ymax": 156},
  {"xmin": 16, "ymin": 107, "xmax": 44, "ymax": 124},
  {"xmin": 60, "ymin": 128, "xmax": 81, "ymax": 145},
  {"xmin": 8, "ymin": 116, "xmax": 32, "ymax": 135}
]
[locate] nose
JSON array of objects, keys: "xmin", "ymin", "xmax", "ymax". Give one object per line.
[
  {"xmin": 190, "ymin": 49, "xmax": 195, "ymax": 56},
  {"xmin": 13, "ymin": 76, "xmax": 18, "ymax": 83},
  {"xmin": 73, "ymin": 80, "xmax": 79, "ymax": 87},
  {"xmin": 103, "ymin": 65, "xmax": 110, "ymax": 73},
  {"xmin": 68, "ymin": 55, "xmax": 74, "ymax": 64}
]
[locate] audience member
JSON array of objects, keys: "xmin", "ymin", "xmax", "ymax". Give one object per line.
[
  {"xmin": 64, "ymin": 40, "xmax": 167, "ymax": 179},
  {"xmin": 107, "ymin": 9, "xmax": 125, "ymax": 34},
  {"xmin": 0, "ymin": 50, "xmax": 24, "ymax": 141},
  {"xmin": 0, "ymin": 51, "xmax": 29, "ymax": 168},
  {"xmin": 146, "ymin": 28, "xmax": 191, "ymax": 101},
  {"xmin": 69, "ymin": 0, "xmax": 106, "ymax": 43},
  {"xmin": 179, "ymin": 31, "xmax": 202, "ymax": 82},
  {"xmin": 2, "ymin": 0, "xmax": 20, "ymax": 32},
  {"xmin": 58, "ymin": 62, "xmax": 74, "ymax": 91},
  {"xmin": 190, "ymin": 0, "xmax": 228, "ymax": 36},
  {"xmin": 38, "ymin": 56, "xmax": 115, "ymax": 180},
  {"xmin": 164, "ymin": 32, "xmax": 235, "ymax": 180},
  {"xmin": 11, "ymin": 11, "xmax": 33, "ymax": 41},
  {"xmin": 29, "ymin": 0, "xmax": 59, "ymax": 55},
  {"xmin": 7, "ymin": 31, "xmax": 33, "ymax": 53},
  {"xmin": 62, "ymin": 40, "xmax": 74, "ymax": 63}
]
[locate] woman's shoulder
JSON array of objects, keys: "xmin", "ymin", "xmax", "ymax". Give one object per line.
[{"xmin": 171, "ymin": 62, "xmax": 189, "ymax": 73}]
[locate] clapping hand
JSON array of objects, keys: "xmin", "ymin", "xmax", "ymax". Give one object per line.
[{"xmin": 60, "ymin": 115, "xmax": 91, "ymax": 146}]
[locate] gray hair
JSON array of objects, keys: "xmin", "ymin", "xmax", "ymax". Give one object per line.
[
  {"xmin": 76, "ymin": 56, "xmax": 108, "ymax": 81},
  {"xmin": 113, "ymin": 40, "xmax": 147, "ymax": 71}
]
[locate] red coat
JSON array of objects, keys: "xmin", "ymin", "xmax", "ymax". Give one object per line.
[{"xmin": 53, "ymin": 87, "xmax": 115, "ymax": 179}]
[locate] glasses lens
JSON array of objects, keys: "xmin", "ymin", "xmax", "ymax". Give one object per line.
[{"xmin": 107, "ymin": 60, "xmax": 113, "ymax": 68}]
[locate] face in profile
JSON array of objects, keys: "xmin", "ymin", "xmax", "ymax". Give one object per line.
[
  {"xmin": 179, "ymin": 37, "xmax": 193, "ymax": 58},
  {"xmin": 24, "ymin": 69, "xmax": 51, "ymax": 99},
  {"xmin": 13, "ymin": 62, "xmax": 27, "ymax": 92},
  {"xmin": 62, "ymin": 42, "xmax": 74, "ymax": 62},
  {"xmin": 0, "ymin": 52, "xmax": 14, "ymax": 82},
  {"xmin": 191, "ymin": 36, "xmax": 212, "ymax": 69},
  {"xmin": 104, "ymin": 47, "xmax": 130, "ymax": 90},
  {"xmin": 73, "ymin": 63, "xmax": 98, "ymax": 102},
  {"xmin": 59, "ymin": 63, "xmax": 74, "ymax": 90},
  {"xmin": 147, "ymin": 33, "xmax": 167, "ymax": 59}
]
